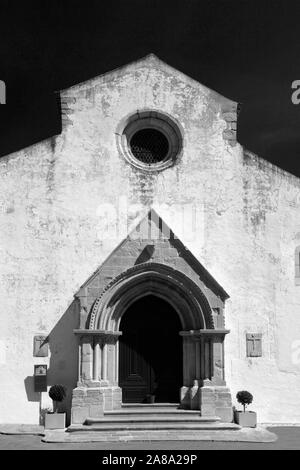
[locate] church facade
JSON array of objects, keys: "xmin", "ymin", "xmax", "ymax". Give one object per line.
[{"xmin": 1, "ymin": 55, "xmax": 300, "ymax": 425}]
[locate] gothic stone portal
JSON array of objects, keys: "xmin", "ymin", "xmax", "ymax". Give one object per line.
[{"xmin": 70, "ymin": 211, "xmax": 233, "ymax": 424}]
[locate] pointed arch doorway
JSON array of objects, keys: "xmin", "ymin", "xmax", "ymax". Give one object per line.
[
  {"xmin": 119, "ymin": 295, "xmax": 182, "ymax": 403},
  {"xmin": 72, "ymin": 261, "xmax": 233, "ymax": 424}
]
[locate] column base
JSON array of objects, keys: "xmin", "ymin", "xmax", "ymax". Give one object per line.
[
  {"xmin": 180, "ymin": 383, "xmax": 233, "ymax": 422},
  {"xmin": 180, "ymin": 386, "xmax": 190, "ymax": 408},
  {"xmin": 200, "ymin": 385, "xmax": 233, "ymax": 422},
  {"xmin": 71, "ymin": 386, "xmax": 122, "ymax": 424}
]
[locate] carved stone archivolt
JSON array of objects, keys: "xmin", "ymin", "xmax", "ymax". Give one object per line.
[
  {"xmin": 71, "ymin": 262, "xmax": 232, "ymax": 423},
  {"xmin": 87, "ymin": 262, "xmax": 216, "ymax": 331}
]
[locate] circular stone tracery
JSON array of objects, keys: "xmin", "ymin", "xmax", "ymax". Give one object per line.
[
  {"xmin": 117, "ymin": 111, "xmax": 183, "ymax": 172},
  {"xmin": 130, "ymin": 128, "xmax": 169, "ymax": 164}
]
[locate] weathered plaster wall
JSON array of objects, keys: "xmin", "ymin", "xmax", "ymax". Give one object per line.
[{"xmin": 0, "ymin": 55, "xmax": 300, "ymax": 423}]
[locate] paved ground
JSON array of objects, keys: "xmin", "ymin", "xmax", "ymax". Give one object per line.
[{"xmin": 0, "ymin": 427, "xmax": 299, "ymax": 450}]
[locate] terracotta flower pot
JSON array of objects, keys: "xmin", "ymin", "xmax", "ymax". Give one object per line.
[
  {"xmin": 234, "ymin": 410, "xmax": 257, "ymax": 428},
  {"xmin": 45, "ymin": 412, "xmax": 66, "ymax": 429}
]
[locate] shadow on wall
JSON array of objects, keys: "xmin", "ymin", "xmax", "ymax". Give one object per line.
[
  {"xmin": 24, "ymin": 380, "xmax": 45, "ymax": 426},
  {"xmin": 24, "ymin": 376, "xmax": 41, "ymax": 402},
  {"xmin": 46, "ymin": 299, "xmax": 80, "ymax": 426}
]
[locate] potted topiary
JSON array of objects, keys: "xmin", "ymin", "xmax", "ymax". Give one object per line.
[
  {"xmin": 234, "ymin": 390, "xmax": 257, "ymax": 427},
  {"xmin": 44, "ymin": 384, "xmax": 67, "ymax": 429}
]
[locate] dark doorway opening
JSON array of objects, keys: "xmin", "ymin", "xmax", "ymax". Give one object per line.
[{"xmin": 119, "ymin": 295, "xmax": 182, "ymax": 403}]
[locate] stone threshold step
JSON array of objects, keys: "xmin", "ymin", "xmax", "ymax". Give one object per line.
[
  {"xmin": 86, "ymin": 416, "xmax": 220, "ymax": 424},
  {"xmin": 106, "ymin": 409, "xmax": 205, "ymax": 415},
  {"xmin": 45, "ymin": 426, "xmax": 277, "ymax": 443},
  {"xmin": 121, "ymin": 403, "xmax": 180, "ymax": 408},
  {"xmin": 69, "ymin": 422, "xmax": 240, "ymax": 432}
]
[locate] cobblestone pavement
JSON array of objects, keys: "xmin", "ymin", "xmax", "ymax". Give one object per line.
[{"xmin": 0, "ymin": 427, "xmax": 299, "ymax": 450}]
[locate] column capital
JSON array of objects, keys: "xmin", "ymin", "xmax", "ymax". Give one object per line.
[
  {"xmin": 74, "ymin": 329, "xmax": 122, "ymax": 345},
  {"xmin": 179, "ymin": 329, "xmax": 230, "ymax": 339}
]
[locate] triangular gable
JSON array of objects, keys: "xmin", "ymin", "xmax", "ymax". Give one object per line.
[
  {"xmin": 76, "ymin": 209, "xmax": 229, "ymax": 314},
  {"xmin": 59, "ymin": 54, "xmax": 237, "ymax": 110}
]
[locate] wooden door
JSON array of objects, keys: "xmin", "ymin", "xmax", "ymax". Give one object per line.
[
  {"xmin": 119, "ymin": 324, "xmax": 153, "ymax": 403},
  {"xmin": 119, "ymin": 295, "xmax": 182, "ymax": 404}
]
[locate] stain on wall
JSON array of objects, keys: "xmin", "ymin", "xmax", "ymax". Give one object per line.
[{"xmin": 0, "ymin": 55, "xmax": 300, "ymax": 423}]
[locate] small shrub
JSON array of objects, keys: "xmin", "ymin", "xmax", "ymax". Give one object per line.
[
  {"xmin": 236, "ymin": 390, "xmax": 253, "ymax": 412},
  {"xmin": 48, "ymin": 385, "xmax": 67, "ymax": 412}
]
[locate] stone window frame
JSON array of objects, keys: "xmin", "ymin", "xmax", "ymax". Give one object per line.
[
  {"xmin": 116, "ymin": 110, "xmax": 183, "ymax": 172},
  {"xmin": 295, "ymin": 246, "xmax": 300, "ymax": 285}
]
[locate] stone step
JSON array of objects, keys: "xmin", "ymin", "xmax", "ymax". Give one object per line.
[
  {"xmin": 106, "ymin": 408, "xmax": 204, "ymax": 417},
  {"xmin": 69, "ymin": 421, "xmax": 239, "ymax": 432},
  {"xmin": 45, "ymin": 426, "xmax": 278, "ymax": 443},
  {"xmin": 121, "ymin": 403, "xmax": 180, "ymax": 408},
  {"xmin": 104, "ymin": 412, "xmax": 212, "ymax": 419},
  {"xmin": 86, "ymin": 415, "xmax": 220, "ymax": 424}
]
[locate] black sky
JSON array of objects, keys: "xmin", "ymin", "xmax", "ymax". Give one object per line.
[{"xmin": 1, "ymin": 0, "xmax": 300, "ymax": 176}]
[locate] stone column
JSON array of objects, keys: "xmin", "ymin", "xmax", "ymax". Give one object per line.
[
  {"xmin": 198, "ymin": 329, "xmax": 233, "ymax": 422},
  {"xmin": 71, "ymin": 329, "xmax": 122, "ymax": 424},
  {"xmin": 93, "ymin": 340, "xmax": 100, "ymax": 381},
  {"xmin": 180, "ymin": 335, "xmax": 194, "ymax": 408},
  {"xmin": 179, "ymin": 329, "xmax": 233, "ymax": 421},
  {"xmin": 180, "ymin": 331, "xmax": 214, "ymax": 409},
  {"xmin": 80, "ymin": 335, "xmax": 93, "ymax": 384}
]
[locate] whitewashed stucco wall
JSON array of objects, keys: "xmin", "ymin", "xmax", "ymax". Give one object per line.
[{"xmin": 0, "ymin": 55, "xmax": 300, "ymax": 424}]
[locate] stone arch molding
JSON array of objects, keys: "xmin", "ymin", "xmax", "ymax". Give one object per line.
[
  {"xmin": 89, "ymin": 262, "xmax": 215, "ymax": 331},
  {"xmin": 295, "ymin": 246, "xmax": 300, "ymax": 285}
]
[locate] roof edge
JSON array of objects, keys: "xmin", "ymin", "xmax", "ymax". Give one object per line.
[{"xmin": 243, "ymin": 147, "xmax": 300, "ymax": 186}]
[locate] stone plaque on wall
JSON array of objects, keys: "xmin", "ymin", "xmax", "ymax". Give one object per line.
[
  {"xmin": 246, "ymin": 333, "xmax": 262, "ymax": 357},
  {"xmin": 33, "ymin": 335, "xmax": 48, "ymax": 357},
  {"xmin": 34, "ymin": 364, "xmax": 47, "ymax": 392}
]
